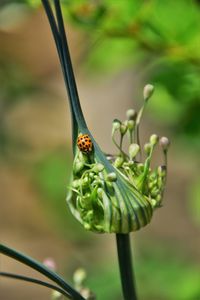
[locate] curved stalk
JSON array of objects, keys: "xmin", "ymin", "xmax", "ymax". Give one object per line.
[
  {"xmin": 0, "ymin": 272, "xmax": 70, "ymax": 299},
  {"xmin": 0, "ymin": 244, "xmax": 85, "ymax": 300},
  {"xmin": 41, "ymin": 0, "xmax": 79, "ymax": 151},
  {"xmin": 53, "ymin": 0, "xmax": 87, "ymax": 132},
  {"xmin": 116, "ymin": 234, "xmax": 137, "ymax": 300}
]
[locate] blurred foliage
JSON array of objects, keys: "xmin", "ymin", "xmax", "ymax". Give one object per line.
[
  {"xmin": 0, "ymin": 59, "xmax": 38, "ymax": 157},
  {"xmin": 87, "ymin": 244, "xmax": 200, "ymax": 300},
  {"xmin": 1, "ymin": 1, "xmax": 200, "ymax": 149},
  {"xmin": 62, "ymin": 0, "xmax": 200, "ymax": 149}
]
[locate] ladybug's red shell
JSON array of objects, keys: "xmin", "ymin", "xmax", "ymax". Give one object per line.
[{"xmin": 77, "ymin": 134, "xmax": 93, "ymax": 153}]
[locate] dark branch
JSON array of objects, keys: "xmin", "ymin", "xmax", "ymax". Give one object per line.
[
  {"xmin": 0, "ymin": 244, "xmax": 85, "ymax": 300},
  {"xmin": 0, "ymin": 272, "xmax": 70, "ymax": 299}
]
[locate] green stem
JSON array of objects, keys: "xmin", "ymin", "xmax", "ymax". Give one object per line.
[
  {"xmin": 0, "ymin": 244, "xmax": 85, "ymax": 300},
  {"xmin": 0, "ymin": 272, "xmax": 70, "ymax": 299},
  {"xmin": 53, "ymin": 0, "xmax": 88, "ymax": 132},
  {"xmin": 116, "ymin": 234, "xmax": 138, "ymax": 300},
  {"xmin": 41, "ymin": 0, "xmax": 79, "ymax": 151},
  {"xmin": 41, "ymin": 0, "xmax": 116, "ymax": 174}
]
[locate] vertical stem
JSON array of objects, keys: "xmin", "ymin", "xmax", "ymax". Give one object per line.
[{"xmin": 116, "ymin": 234, "xmax": 138, "ymax": 300}]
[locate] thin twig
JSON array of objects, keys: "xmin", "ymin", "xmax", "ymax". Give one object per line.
[
  {"xmin": 0, "ymin": 272, "xmax": 70, "ymax": 299},
  {"xmin": 0, "ymin": 244, "xmax": 85, "ymax": 300}
]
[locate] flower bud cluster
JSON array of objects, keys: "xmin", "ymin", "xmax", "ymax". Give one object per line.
[
  {"xmin": 69, "ymin": 148, "xmax": 119, "ymax": 232},
  {"xmin": 67, "ymin": 84, "xmax": 169, "ymax": 233},
  {"xmin": 111, "ymin": 117, "xmax": 168, "ymax": 209}
]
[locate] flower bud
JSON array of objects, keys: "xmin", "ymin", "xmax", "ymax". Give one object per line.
[
  {"xmin": 72, "ymin": 179, "xmax": 81, "ymax": 188},
  {"xmin": 126, "ymin": 109, "xmax": 137, "ymax": 120},
  {"xmin": 157, "ymin": 165, "xmax": 166, "ymax": 177},
  {"xmin": 120, "ymin": 123, "xmax": 127, "ymax": 135},
  {"xmin": 137, "ymin": 163, "xmax": 144, "ymax": 172},
  {"xmin": 97, "ymin": 187, "xmax": 103, "ymax": 198},
  {"xmin": 114, "ymin": 156, "xmax": 124, "ymax": 168},
  {"xmin": 127, "ymin": 120, "xmax": 135, "ymax": 130},
  {"xmin": 144, "ymin": 143, "xmax": 151, "ymax": 155},
  {"xmin": 106, "ymin": 172, "xmax": 117, "ymax": 182},
  {"xmin": 150, "ymin": 187, "xmax": 159, "ymax": 197},
  {"xmin": 143, "ymin": 84, "xmax": 154, "ymax": 101},
  {"xmin": 151, "ymin": 199, "xmax": 157, "ymax": 207},
  {"xmin": 129, "ymin": 143, "xmax": 140, "ymax": 159},
  {"xmin": 51, "ymin": 291, "xmax": 62, "ymax": 300},
  {"xmin": 73, "ymin": 268, "xmax": 87, "ymax": 287},
  {"xmin": 91, "ymin": 163, "xmax": 104, "ymax": 173},
  {"xmin": 89, "ymin": 172, "xmax": 94, "ymax": 179},
  {"xmin": 150, "ymin": 134, "xmax": 159, "ymax": 145},
  {"xmin": 112, "ymin": 119, "xmax": 121, "ymax": 131},
  {"xmin": 74, "ymin": 161, "xmax": 85, "ymax": 174},
  {"xmin": 159, "ymin": 136, "xmax": 170, "ymax": 151},
  {"xmin": 82, "ymin": 176, "xmax": 90, "ymax": 188},
  {"xmin": 156, "ymin": 194, "xmax": 162, "ymax": 202}
]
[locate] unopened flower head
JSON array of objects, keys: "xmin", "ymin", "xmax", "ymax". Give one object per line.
[
  {"xmin": 160, "ymin": 136, "xmax": 170, "ymax": 151},
  {"xmin": 143, "ymin": 84, "xmax": 154, "ymax": 101},
  {"xmin": 67, "ymin": 85, "xmax": 169, "ymax": 233}
]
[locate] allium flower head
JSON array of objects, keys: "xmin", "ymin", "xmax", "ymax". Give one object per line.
[
  {"xmin": 67, "ymin": 84, "xmax": 169, "ymax": 233},
  {"xmin": 41, "ymin": 1, "xmax": 169, "ymax": 234}
]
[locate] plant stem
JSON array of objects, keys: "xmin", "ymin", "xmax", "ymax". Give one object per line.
[
  {"xmin": 0, "ymin": 244, "xmax": 85, "ymax": 300},
  {"xmin": 0, "ymin": 272, "xmax": 70, "ymax": 299},
  {"xmin": 116, "ymin": 234, "xmax": 138, "ymax": 300}
]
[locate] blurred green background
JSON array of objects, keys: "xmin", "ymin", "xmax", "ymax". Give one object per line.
[{"xmin": 0, "ymin": 1, "xmax": 200, "ymax": 300}]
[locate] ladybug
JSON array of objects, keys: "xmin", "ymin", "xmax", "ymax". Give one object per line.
[{"xmin": 77, "ymin": 134, "xmax": 93, "ymax": 153}]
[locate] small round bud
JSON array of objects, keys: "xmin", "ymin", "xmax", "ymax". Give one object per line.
[
  {"xmin": 73, "ymin": 268, "xmax": 87, "ymax": 286},
  {"xmin": 150, "ymin": 134, "xmax": 159, "ymax": 145},
  {"xmin": 156, "ymin": 194, "xmax": 162, "ymax": 202},
  {"xmin": 114, "ymin": 156, "xmax": 124, "ymax": 168},
  {"xmin": 129, "ymin": 143, "xmax": 140, "ymax": 159},
  {"xmin": 112, "ymin": 119, "xmax": 121, "ymax": 131},
  {"xmin": 127, "ymin": 120, "xmax": 135, "ymax": 130},
  {"xmin": 92, "ymin": 163, "xmax": 104, "ymax": 173},
  {"xmin": 72, "ymin": 179, "xmax": 81, "ymax": 188},
  {"xmin": 51, "ymin": 291, "xmax": 62, "ymax": 300},
  {"xmin": 151, "ymin": 199, "xmax": 157, "ymax": 207},
  {"xmin": 143, "ymin": 84, "xmax": 154, "ymax": 101},
  {"xmin": 89, "ymin": 172, "xmax": 94, "ymax": 179},
  {"xmin": 144, "ymin": 143, "xmax": 151, "ymax": 155},
  {"xmin": 84, "ymin": 223, "xmax": 91, "ymax": 230},
  {"xmin": 74, "ymin": 161, "xmax": 85, "ymax": 174},
  {"xmin": 137, "ymin": 163, "xmax": 144, "ymax": 172},
  {"xmin": 148, "ymin": 181, "xmax": 154, "ymax": 189},
  {"xmin": 159, "ymin": 136, "xmax": 170, "ymax": 151},
  {"xmin": 126, "ymin": 109, "xmax": 137, "ymax": 120},
  {"xmin": 120, "ymin": 123, "xmax": 127, "ymax": 135},
  {"xmin": 106, "ymin": 172, "xmax": 117, "ymax": 182},
  {"xmin": 97, "ymin": 187, "xmax": 103, "ymax": 198},
  {"xmin": 157, "ymin": 165, "xmax": 166, "ymax": 177},
  {"xmin": 82, "ymin": 176, "xmax": 89, "ymax": 187},
  {"xmin": 150, "ymin": 187, "xmax": 159, "ymax": 197}
]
